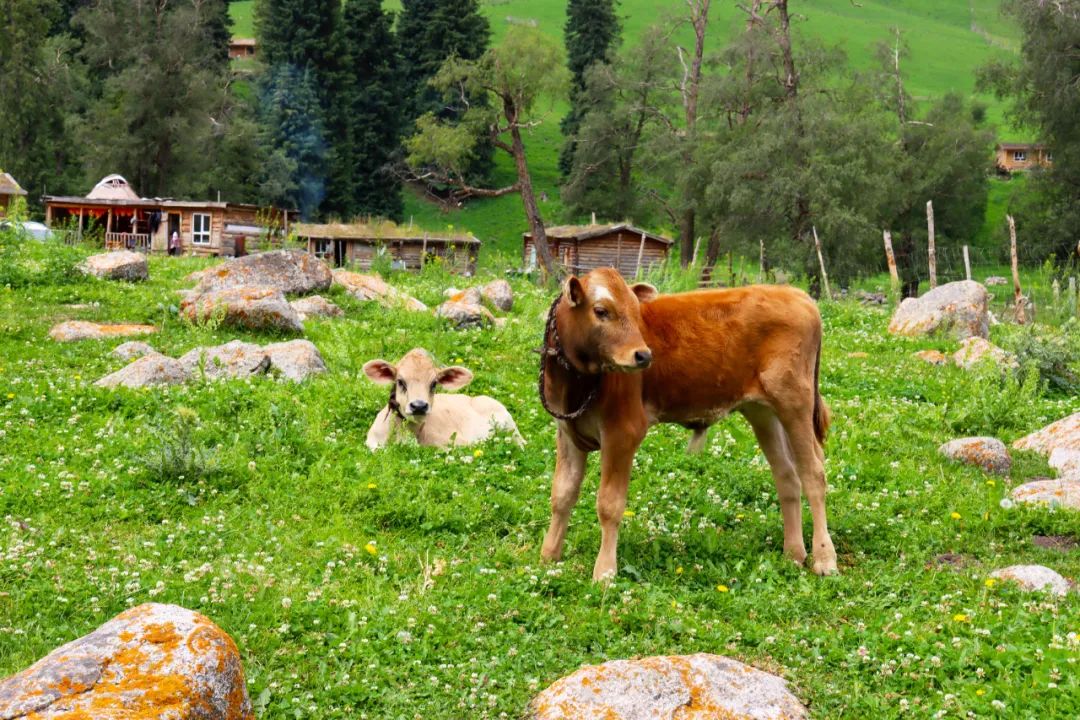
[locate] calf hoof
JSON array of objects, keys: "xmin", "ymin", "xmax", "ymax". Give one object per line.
[
  {"xmin": 784, "ymin": 545, "xmax": 808, "ymax": 566},
  {"xmin": 811, "ymin": 555, "xmax": 839, "ymax": 576},
  {"xmin": 592, "ymin": 562, "xmax": 617, "ymax": 585}
]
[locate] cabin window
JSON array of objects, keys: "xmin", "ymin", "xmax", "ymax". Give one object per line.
[
  {"xmin": 1046, "ymin": 152, "xmax": 1053, "ymax": 162},
  {"xmin": 312, "ymin": 238, "xmax": 331, "ymax": 258},
  {"xmin": 192, "ymin": 213, "xmax": 211, "ymax": 245},
  {"xmin": 1013, "ymin": 150, "xmax": 1027, "ymax": 162}
]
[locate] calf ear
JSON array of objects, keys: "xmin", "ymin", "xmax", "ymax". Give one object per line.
[
  {"xmin": 436, "ymin": 366, "xmax": 473, "ymax": 390},
  {"xmin": 363, "ymin": 360, "xmax": 396, "ymax": 384},
  {"xmin": 632, "ymin": 283, "xmax": 659, "ymax": 303},
  {"xmin": 563, "ymin": 276, "xmax": 585, "ymax": 307}
]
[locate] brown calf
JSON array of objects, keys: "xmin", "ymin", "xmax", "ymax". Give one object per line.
[{"xmin": 538, "ymin": 267, "xmax": 836, "ymax": 581}]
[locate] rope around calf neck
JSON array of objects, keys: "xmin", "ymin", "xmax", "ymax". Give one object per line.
[{"xmin": 537, "ymin": 294, "xmax": 600, "ymax": 421}]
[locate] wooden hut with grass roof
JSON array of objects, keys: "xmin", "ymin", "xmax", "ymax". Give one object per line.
[
  {"xmin": 523, "ymin": 222, "xmax": 672, "ymax": 278},
  {"xmin": 296, "ymin": 220, "xmax": 480, "ymax": 275},
  {"xmin": 0, "ymin": 172, "xmax": 27, "ymax": 217}
]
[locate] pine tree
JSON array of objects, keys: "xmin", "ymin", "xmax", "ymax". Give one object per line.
[
  {"xmin": 255, "ymin": 0, "xmax": 340, "ymax": 87},
  {"xmin": 324, "ymin": 0, "xmax": 404, "ymax": 220},
  {"xmin": 559, "ymin": 0, "xmax": 621, "ymax": 177}
]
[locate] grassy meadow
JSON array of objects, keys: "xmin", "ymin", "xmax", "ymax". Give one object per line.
[{"xmin": 1, "ymin": 238, "xmax": 1078, "ymax": 718}]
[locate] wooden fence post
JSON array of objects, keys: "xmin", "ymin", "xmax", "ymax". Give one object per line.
[
  {"xmin": 1069, "ymin": 276, "xmax": 1077, "ymax": 317},
  {"xmin": 1007, "ymin": 214, "xmax": 1026, "ymax": 324},
  {"xmin": 883, "ymin": 230, "xmax": 899, "ymax": 292},
  {"xmin": 759, "ymin": 239, "xmax": 766, "ymax": 283},
  {"xmin": 691, "ymin": 236, "xmax": 702, "ymax": 266},
  {"xmin": 811, "ymin": 226, "xmax": 831, "ymax": 300},
  {"xmin": 926, "ymin": 200, "xmax": 937, "ymax": 289},
  {"xmin": 1053, "ymin": 278, "xmax": 1061, "ymax": 309},
  {"xmin": 962, "ymin": 245, "xmax": 971, "ymax": 281},
  {"xmin": 635, "ymin": 232, "xmax": 646, "ymax": 277}
]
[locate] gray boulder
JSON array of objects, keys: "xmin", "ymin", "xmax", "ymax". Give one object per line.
[
  {"xmin": 989, "ymin": 565, "xmax": 1070, "ymax": 596},
  {"xmin": 1010, "ymin": 478, "xmax": 1080, "ymax": 511},
  {"xmin": 0, "ymin": 603, "xmax": 253, "ymax": 720},
  {"xmin": 179, "ymin": 340, "xmax": 271, "ymax": 380},
  {"xmin": 527, "ymin": 654, "xmax": 806, "ymax": 720},
  {"xmin": 952, "ymin": 337, "xmax": 1018, "ymax": 370},
  {"xmin": 94, "ymin": 353, "xmax": 190, "ymax": 389},
  {"xmin": 264, "ymin": 339, "xmax": 328, "ymax": 381},
  {"xmin": 939, "ymin": 437, "xmax": 1012, "ymax": 475},
  {"xmin": 79, "ymin": 251, "xmax": 148, "ymax": 281},
  {"xmin": 1013, "ymin": 412, "xmax": 1080, "ymax": 456},
  {"xmin": 436, "ymin": 299, "xmax": 496, "ymax": 329},
  {"xmin": 290, "ymin": 294, "xmax": 343, "ymax": 320},
  {"xmin": 332, "ymin": 269, "xmax": 428, "ymax": 312},
  {"xmin": 194, "ymin": 249, "xmax": 332, "ymax": 295},
  {"xmin": 49, "ymin": 321, "xmax": 157, "ymax": 343},
  {"xmin": 180, "ymin": 286, "xmax": 304, "ymax": 333},
  {"xmin": 888, "ymin": 280, "xmax": 989, "ymax": 339},
  {"xmin": 111, "ymin": 340, "xmax": 157, "ymax": 361}
]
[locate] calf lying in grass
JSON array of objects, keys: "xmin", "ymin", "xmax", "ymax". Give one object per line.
[{"xmin": 364, "ymin": 348, "xmax": 523, "ymax": 449}]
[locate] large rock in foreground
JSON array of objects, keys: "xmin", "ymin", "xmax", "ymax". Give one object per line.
[
  {"xmin": 527, "ymin": 654, "xmax": 807, "ymax": 720},
  {"xmin": 180, "ymin": 286, "xmax": 304, "ymax": 333},
  {"xmin": 888, "ymin": 281, "xmax": 989, "ymax": 340},
  {"xmin": 94, "ymin": 353, "xmax": 189, "ymax": 389},
  {"xmin": 0, "ymin": 603, "xmax": 253, "ymax": 720},
  {"xmin": 290, "ymin": 294, "xmax": 343, "ymax": 321},
  {"xmin": 1010, "ymin": 478, "xmax": 1080, "ymax": 511},
  {"xmin": 938, "ymin": 437, "xmax": 1012, "ymax": 475},
  {"xmin": 436, "ymin": 298, "xmax": 496, "ymax": 330},
  {"xmin": 264, "ymin": 339, "xmax": 327, "ymax": 381},
  {"xmin": 952, "ymin": 337, "xmax": 1017, "ymax": 370},
  {"xmin": 1013, "ymin": 412, "xmax": 1080, "ymax": 457},
  {"xmin": 49, "ymin": 321, "xmax": 157, "ymax": 343},
  {"xmin": 194, "ymin": 249, "xmax": 331, "ymax": 295},
  {"xmin": 989, "ymin": 565, "xmax": 1070, "ymax": 597},
  {"xmin": 179, "ymin": 340, "xmax": 271, "ymax": 380},
  {"xmin": 332, "ymin": 269, "xmax": 428, "ymax": 312},
  {"xmin": 481, "ymin": 279, "xmax": 513, "ymax": 312},
  {"xmin": 111, "ymin": 340, "xmax": 157, "ymax": 361},
  {"xmin": 79, "ymin": 251, "xmax": 148, "ymax": 282}
]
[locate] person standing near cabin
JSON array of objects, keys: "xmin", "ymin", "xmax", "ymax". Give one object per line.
[{"xmin": 168, "ymin": 230, "xmax": 180, "ymax": 256}]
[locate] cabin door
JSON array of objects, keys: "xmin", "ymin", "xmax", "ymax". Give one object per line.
[
  {"xmin": 334, "ymin": 240, "xmax": 345, "ymax": 266},
  {"xmin": 167, "ymin": 213, "xmax": 181, "ymax": 251}
]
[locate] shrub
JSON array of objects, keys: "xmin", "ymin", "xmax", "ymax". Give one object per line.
[
  {"xmin": 140, "ymin": 406, "xmax": 218, "ymax": 484},
  {"xmin": 944, "ymin": 362, "xmax": 1042, "ymax": 435},
  {"xmin": 995, "ymin": 320, "xmax": 1080, "ymax": 394}
]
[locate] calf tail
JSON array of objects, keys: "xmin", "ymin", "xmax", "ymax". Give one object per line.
[{"xmin": 812, "ymin": 335, "xmax": 830, "ymax": 445}]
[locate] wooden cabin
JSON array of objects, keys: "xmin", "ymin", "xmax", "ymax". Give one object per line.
[
  {"xmin": 523, "ymin": 223, "xmax": 672, "ymax": 278},
  {"xmin": 229, "ymin": 38, "xmax": 257, "ymax": 59},
  {"xmin": 995, "ymin": 143, "xmax": 1052, "ymax": 173},
  {"xmin": 43, "ymin": 175, "xmax": 292, "ymax": 256},
  {"xmin": 296, "ymin": 220, "xmax": 480, "ymax": 275},
  {"xmin": 0, "ymin": 172, "xmax": 27, "ymax": 217}
]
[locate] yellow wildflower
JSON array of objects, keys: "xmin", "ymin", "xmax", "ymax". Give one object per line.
[
  {"xmin": 364, "ymin": 542, "xmax": 378, "ymax": 556},
  {"xmin": 367, "ymin": 482, "xmax": 377, "ymax": 490},
  {"xmin": 675, "ymin": 566, "xmax": 684, "ymax": 575},
  {"xmin": 473, "ymin": 449, "xmax": 484, "ymax": 458},
  {"xmin": 953, "ymin": 613, "xmax": 969, "ymax": 623},
  {"xmin": 622, "ymin": 510, "xmax": 635, "ymax": 518},
  {"xmin": 716, "ymin": 584, "xmax": 729, "ymax": 593},
  {"xmin": 984, "ymin": 578, "xmax": 997, "ymax": 588},
  {"xmin": 5, "ymin": 393, "xmax": 12, "ymax": 400},
  {"xmin": 986, "ymin": 480, "xmax": 995, "ymax": 487},
  {"xmin": 976, "ymin": 689, "xmax": 985, "ymax": 696},
  {"xmin": 951, "ymin": 512, "xmax": 962, "ymax": 520}
]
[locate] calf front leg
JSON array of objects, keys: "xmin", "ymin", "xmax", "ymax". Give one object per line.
[
  {"xmin": 593, "ymin": 435, "xmax": 642, "ymax": 583},
  {"xmin": 541, "ymin": 427, "xmax": 588, "ymax": 562}
]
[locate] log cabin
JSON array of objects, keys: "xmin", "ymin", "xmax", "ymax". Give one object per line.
[
  {"xmin": 296, "ymin": 220, "xmax": 480, "ymax": 274},
  {"xmin": 228, "ymin": 38, "xmax": 256, "ymax": 59},
  {"xmin": 523, "ymin": 223, "xmax": 672, "ymax": 278},
  {"xmin": 43, "ymin": 175, "xmax": 292, "ymax": 256},
  {"xmin": 995, "ymin": 143, "xmax": 1053, "ymax": 174},
  {"xmin": 0, "ymin": 172, "xmax": 27, "ymax": 217}
]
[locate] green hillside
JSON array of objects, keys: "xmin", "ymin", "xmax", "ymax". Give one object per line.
[{"xmin": 229, "ymin": 0, "xmax": 1023, "ymax": 265}]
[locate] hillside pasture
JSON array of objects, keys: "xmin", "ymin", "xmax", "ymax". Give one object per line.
[{"xmin": 0, "ymin": 239, "xmax": 1078, "ymax": 718}]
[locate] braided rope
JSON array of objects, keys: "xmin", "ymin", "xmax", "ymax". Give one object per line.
[{"xmin": 537, "ymin": 294, "xmax": 600, "ymax": 421}]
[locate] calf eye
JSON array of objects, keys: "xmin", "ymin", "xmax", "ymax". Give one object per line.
[
  {"xmin": 429, "ymin": 381, "xmax": 437, "ymax": 392},
  {"xmin": 593, "ymin": 306, "xmax": 609, "ymax": 320},
  {"xmin": 397, "ymin": 379, "xmax": 406, "ymax": 391}
]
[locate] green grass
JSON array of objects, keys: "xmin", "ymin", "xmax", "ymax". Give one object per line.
[
  {"xmin": 1, "ymin": 238, "xmax": 1079, "ymax": 718},
  {"xmin": 230, "ymin": 0, "xmax": 254, "ymax": 37}
]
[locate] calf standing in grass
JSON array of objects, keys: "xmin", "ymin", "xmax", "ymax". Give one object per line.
[
  {"xmin": 538, "ymin": 268, "xmax": 836, "ymax": 581},
  {"xmin": 364, "ymin": 348, "xmax": 523, "ymax": 449}
]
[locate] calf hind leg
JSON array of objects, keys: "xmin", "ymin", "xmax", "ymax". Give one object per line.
[
  {"xmin": 743, "ymin": 406, "xmax": 807, "ymax": 565},
  {"xmin": 778, "ymin": 408, "xmax": 838, "ymax": 576}
]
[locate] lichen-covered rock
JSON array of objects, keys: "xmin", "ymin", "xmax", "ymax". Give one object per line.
[
  {"xmin": 988, "ymin": 565, "xmax": 1070, "ymax": 597},
  {"xmin": 0, "ymin": 603, "xmax": 253, "ymax": 720},
  {"xmin": 79, "ymin": 251, "xmax": 149, "ymax": 281},
  {"xmin": 481, "ymin": 279, "xmax": 513, "ymax": 312},
  {"xmin": 49, "ymin": 321, "xmax": 157, "ymax": 343},
  {"xmin": 939, "ymin": 437, "xmax": 1012, "ymax": 475},
  {"xmin": 180, "ymin": 286, "xmax": 304, "ymax": 333},
  {"xmin": 527, "ymin": 654, "xmax": 807, "ymax": 720},
  {"xmin": 332, "ymin": 269, "xmax": 428, "ymax": 312},
  {"xmin": 111, "ymin": 340, "xmax": 157, "ymax": 361},
  {"xmin": 888, "ymin": 281, "xmax": 989, "ymax": 339},
  {"xmin": 1013, "ymin": 412, "xmax": 1080, "ymax": 457},
  {"xmin": 194, "ymin": 250, "xmax": 331, "ymax": 295},
  {"xmin": 94, "ymin": 353, "xmax": 190, "ymax": 389},
  {"xmin": 264, "ymin": 339, "xmax": 327, "ymax": 382},
  {"xmin": 1049, "ymin": 448, "xmax": 1080, "ymax": 480},
  {"xmin": 1010, "ymin": 478, "xmax": 1080, "ymax": 511},
  {"xmin": 952, "ymin": 337, "xmax": 1018, "ymax": 370},
  {"xmin": 985, "ymin": 276, "xmax": 1008, "ymax": 286},
  {"xmin": 436, "ymin": 299, "xmax": 496, "ymax": 329},
  {"xmin": 913, "ymin": 349, "xmax": 948, "ymax": 365},
  {"xmin": 178, "ymin": 340, "xmax": 271, "ymax": 381},
  {"xmin": 290, "ymin": 294, "xmax": 343, "ymax": 321},
  {"xmin": 446, "ymin": 286, "xmax": 482, "ymax": 305}
]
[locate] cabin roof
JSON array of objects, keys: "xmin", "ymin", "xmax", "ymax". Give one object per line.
[
  {"xmin": 294, "ymin": 221, "xmax": 480, "ymax": 244},
  {"xmin": 997, "ymin": 142, "xmax": 1047, "ymax": 151},
  {"xmin": 44, "ymin": 175, "xmax": 293, "ymax": 213},
  {"xmin": 230, "ymin": 38, "xmax": 256, "ymax": 47},
  {"xmin": 524, "ymin": 222, "xmax": 673, "ymax": 245},
  {"xmin": 87, "ymin": 174, "xmax": 140, "ymax": 201},
  {"xmin": 0, "ymin": 172, "xmax": 27, "ymax": 196}
]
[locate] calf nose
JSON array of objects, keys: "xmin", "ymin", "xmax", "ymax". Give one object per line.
[
  {"xmin": 408, "ymin": 400, "xmax": 430, "ymax": 415},
  {"xmin": 634, "ymin": 349, "xmax": 653, "ymax": 368}
]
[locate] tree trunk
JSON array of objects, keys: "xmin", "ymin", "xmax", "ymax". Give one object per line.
[
  {"xmin": 679, "ymin": 208, "xmax": 695, "ymax": 268},
  {"xmin": 510, "ymin": 122, "xmax": 558, "ymax": 280},
  {"xmin": 677, "ymin": 0, "xmax": 709, "ymax": 268}
]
